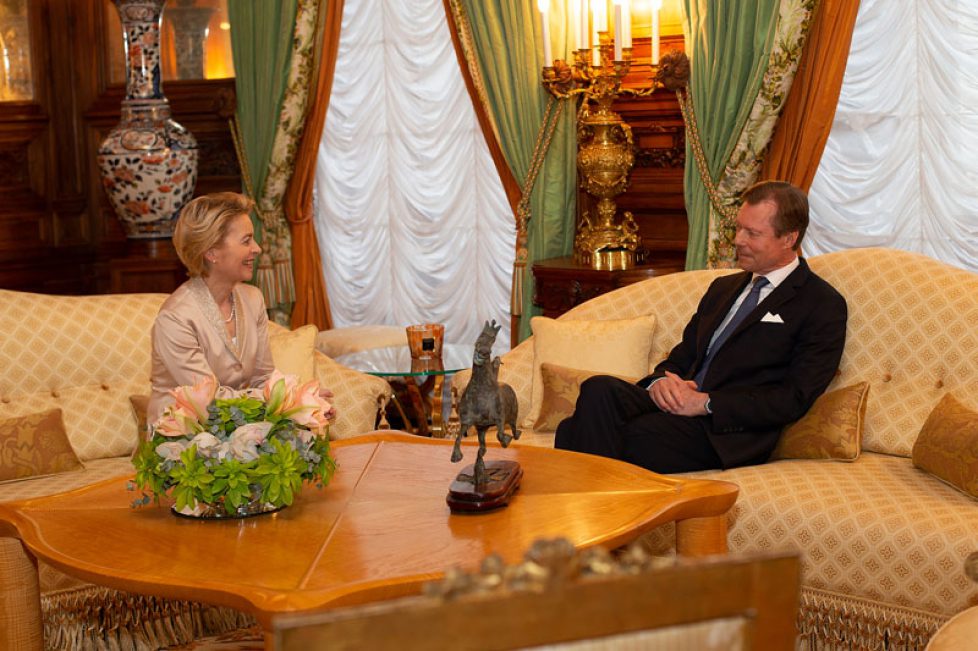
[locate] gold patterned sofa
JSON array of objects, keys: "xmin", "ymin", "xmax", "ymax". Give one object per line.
[
  {"xmin": 0, "ymin": 289, "xmax": 390, "ymax": 650},
  {"xmin": 457, "ymin": 247, "xmax": 978, "ymax": 649}
]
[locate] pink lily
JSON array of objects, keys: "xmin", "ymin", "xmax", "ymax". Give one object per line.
[{"xmin": 171, "ymin": 375, "xmax": 217, "ymax": 423}]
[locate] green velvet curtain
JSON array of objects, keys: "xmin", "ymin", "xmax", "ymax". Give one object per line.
[
  {"xmin": 457, "ymin": 0, "xmax": 577, "ymax": 341},
  {"xmin": 681, "ymin": 0, "xmax": 780, "ymax": 269},
  {"xmin": 227, "ymin": 0, "xmax": 299, "ymax": 231}
]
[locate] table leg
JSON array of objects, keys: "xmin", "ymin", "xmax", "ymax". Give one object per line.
[
  {"xmin": 444, "ymin": 386, "xmax": 462, "ymax": 440},
  {"xmin": 403, "ymin": 379, "xmax": 432, "ymax": 437},
  {"xmin": 675, "ymin": 515, "xmax": 728, "ymax": 557},
  {"xmin": 429, "ymin": 375, "xmax": 446, "ymax": 438},
  {"xmin": 388, "ymin": 393, "xmax": 415, "ymax": 435}
]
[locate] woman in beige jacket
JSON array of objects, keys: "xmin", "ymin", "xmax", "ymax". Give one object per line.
[{"xmin": 147, "ymin": 192, "xmax": 273, "ymax": 425}]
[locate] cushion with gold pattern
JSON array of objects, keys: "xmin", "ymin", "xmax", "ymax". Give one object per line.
[
  {"xmin": 269, "ymin": 324, "xmax": 318, "ymax": 382},
  {"xmin": 129, "ymin": 394, "xmax": 150, "ymax": 443},
  {"xmin": 912, "ymin": 393, "xmax": 978, "ymax": 498},
  {"xmin": 525, "ymin": 315, "xmax": 656, "ymax": 429},
  {"xmin": 771, "ymin": 382, "xmax": 870, "ymax": 461},
  {"xmin": 0, "ymin": 408, "xmax": 84, "ymax": 483},
  {"xmin": 532, "ymin": 362, "xmax": 640, "ymax": 432}
]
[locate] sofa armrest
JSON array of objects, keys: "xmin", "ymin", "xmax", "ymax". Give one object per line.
[
  {"xmin": 313, "ymin": 351, "xmax": 391, "ymax": 440},
  {"xmin": 0, "ymin": 536, "xmax": 42, "ymax": 651}
]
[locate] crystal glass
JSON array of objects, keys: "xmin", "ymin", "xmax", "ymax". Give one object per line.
[{"xmin": 406, "ymin": 323, "xmax": 445, "ymax": 360}]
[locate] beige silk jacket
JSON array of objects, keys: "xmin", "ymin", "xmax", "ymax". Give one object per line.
[{"xmin": 148, "ymin": 278, "xmax": 275, "ymax": 424}]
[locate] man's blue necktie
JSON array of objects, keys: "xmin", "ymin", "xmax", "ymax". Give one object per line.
[{"xmin": 694, "ymin": 276, "xmax": 769, "ymax": 388}]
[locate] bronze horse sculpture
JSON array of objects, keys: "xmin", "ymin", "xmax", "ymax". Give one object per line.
[{"xmin": 451, "ymin": 320, "xmax": 519, "ymax": 486}]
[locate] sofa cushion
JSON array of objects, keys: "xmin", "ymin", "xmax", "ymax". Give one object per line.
[
  {"xmin": 315, "ymin": 325, "xmax": 407, "ymax": 358},
  {"xmin": 771, "ymin": 382, "xmax": 869, "ymax": 462},
  {"xmin": 0, "ymin": 380, "xmax": 149, "ymax": 462},
  {"xmin": 0, "ymin": 456, "xmax": 132, "ymax": 503},
  {"xmin": 643, "ymin": 453, "xmax": 978, "ymax": 619},
  {"xmin": 0, "ymin": 409, "xmax": 84, "ymax": 483},
  {"xmin": 0, "ymin": 290, "xmax": 164, "ymax": 461},
  {"xmin": 269, "ymin": 323, "xmax": 317, "ymax": 382},
  {"xmin": 912, "ymin": 393, "xmax": 978, "ymax": 499},
  {"xmin": 129, "ymin": 394, "xmax": 150, "ymax": 442},
  {"xmin": 809, "ymin": 249, "xmax": 978, "ymax": 457},
  {"xmin": 532, "ymin": 363, "xmax": 640, "ymax": 432},
  {"xmin": 313, "ymin": 353, "xmax": 390, "ymax": 440},
  {"xmin": 526, "ymin": 315, "xmax": 655, "ymax": 429}
]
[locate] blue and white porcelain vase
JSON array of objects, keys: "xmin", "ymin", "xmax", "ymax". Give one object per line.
[{"xmin": 98, "ymin": 0, "xmax": 198, "ymax": 239}]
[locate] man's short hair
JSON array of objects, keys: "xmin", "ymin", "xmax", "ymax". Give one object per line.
[{"xmin": 741, "ymin": 181, "xmax": 808, "ymax": 250}]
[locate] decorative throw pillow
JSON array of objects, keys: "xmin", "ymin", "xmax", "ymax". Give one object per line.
[
  {"xmin": 269, "ymin": 324, "xmax": 318, "ymax": 382},
  {"xmin": 771, "ymin": 382, "xmax": 870, "ymax": 462},
  {"xmin": 532, "ymin": 362, "xmax": 640, "ymax": 432},
  {"xmin": 0, "ymin": 409, "xmax": 84, "ymax": 483},
  {"xmin": 129, "ymin": 394, "xmax": 150, "ymax": 442},
  {"xmin": 912, "ymin": 393, "xmax": 978, "ymax": 498},
  {"xmin": 526, "ymin": 315, "xmax": 656, "ymax": 429}
]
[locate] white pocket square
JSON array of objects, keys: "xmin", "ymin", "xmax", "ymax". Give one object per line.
[{"xmin": 761, "ymin": 312, "xmax": 784, "ymax": 324}]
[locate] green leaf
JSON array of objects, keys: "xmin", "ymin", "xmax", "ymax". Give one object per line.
[
  {"xmin": 212, "ymin": 458, "xmax": 257, "ymax": 512},
  {"xmin": 253, "ymin": 438, "xmax": 306, "ymax": 507},
  {"xmin": 130, "ymin": 436, "xmax": 171, "ymax": 504},
  {"xmin": 167, "ymin": 445, "xmax": 216, "ymax": 508}
]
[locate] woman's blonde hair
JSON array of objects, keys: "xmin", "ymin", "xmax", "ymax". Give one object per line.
[{"xmin": 173, "ymin": 192, "xmax": 255, "ymax": 277}]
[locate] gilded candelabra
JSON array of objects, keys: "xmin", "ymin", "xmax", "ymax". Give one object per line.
[{"xmin": 543, "ymin": 35, "xmax": 687, "ymax": 270}]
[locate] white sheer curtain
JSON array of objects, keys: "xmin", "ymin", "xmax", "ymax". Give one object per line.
[
  {"xmin": 807, "ymin": 0, "xmax": 978, "ymax": 270},
  {"xmin": 314, "ymin": 0, "xmax": 515, "ymax": 350}
]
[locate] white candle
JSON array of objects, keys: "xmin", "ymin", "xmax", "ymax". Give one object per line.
[
  {"xmin": 622, "ymin": 1, "xmax": 631, "ymax": 48},
  {"xmin": 651, "ymin": 5, "xmax": 660, "ymax": 65},
  {"xmin": 592, "ymin": 1, "xmax": 606, "ymax": 65},
  {"xmin": 594, "ymin": 0, "xmax": 607, "ymax": 31},
  {"xmin": 538, "ymin": 0, "xmax": 553, "ymax": 64},
  {"xmin": 613, "ymin": 4, "xmax": 623, "ymax": 61},
  {"xmin": 571, "ymin": 1, "xmax": 580, "ymax": 50},
  {"xmin": 581, "ymin": 0, "xmax": 589, "ymax": 48}
]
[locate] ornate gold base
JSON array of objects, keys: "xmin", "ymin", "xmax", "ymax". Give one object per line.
[
  {"xmin": 575, "ymin": 248, "xmax": 637, "ymax": 270},
  {"xmin": 573, "ymin": 210, "xmax": 645, "ymax": 270}
]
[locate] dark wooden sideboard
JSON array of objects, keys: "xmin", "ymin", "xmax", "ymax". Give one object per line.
[{"xmin": 532, "ymin": 252, "xmax": 685, "ymax": 318}]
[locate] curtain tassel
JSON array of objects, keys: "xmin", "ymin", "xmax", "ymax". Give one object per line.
[
  {"xmin": 271, "ymin": 235, "xmax": 296, "ymax": 305},
  {"xmin": 256, "ymin": 251, "xmax": 277, "ymax": 307},
  {"xmin": 511, "ymin": 262, "xmax": 525, "ymax": 317}
]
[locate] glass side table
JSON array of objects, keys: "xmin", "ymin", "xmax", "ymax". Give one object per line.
[{"xmin": 335, "ymin": 344, "xmax": 472, "ymax": 438}]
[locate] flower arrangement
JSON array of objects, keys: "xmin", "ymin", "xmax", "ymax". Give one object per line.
[{"xmin": 130, "ymin": 371, "xmax": 336, "ymax": 518}]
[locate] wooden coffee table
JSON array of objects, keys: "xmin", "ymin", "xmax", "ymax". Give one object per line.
[{"xmin": 0, "ymin": 432, "xmax": 737, "ymax": 648}]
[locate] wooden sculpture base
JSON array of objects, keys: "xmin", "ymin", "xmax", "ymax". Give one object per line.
[{"xmin": 447, "ymin": 460, "xmax": 522, "ymax": 513}]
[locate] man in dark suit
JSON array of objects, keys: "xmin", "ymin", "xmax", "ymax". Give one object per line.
[{"xmin": 555, "ymin": 181, "xmax": 847, "ymax": 473}]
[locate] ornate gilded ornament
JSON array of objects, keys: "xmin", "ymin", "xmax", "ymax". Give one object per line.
[
  {"xmin": 543, "ymin": 37, "xmax": 689, "ymax": 270},
  {"xmin": 422, "ymin": 536, "xmax": 674, "ymax": 600}
]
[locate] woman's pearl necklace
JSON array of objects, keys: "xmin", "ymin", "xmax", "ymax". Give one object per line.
[{"xmin": 224, "ymin": 292, "xmax": 236, "ymax": 323}]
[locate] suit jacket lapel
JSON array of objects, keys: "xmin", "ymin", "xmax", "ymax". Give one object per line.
[
  {"xmin": 728, "ymin": 258, "xmax": 811, "ymax": 339},
  {"xmin": 696, "ymin": 272, "xmax": 752, "ymax": 357}
]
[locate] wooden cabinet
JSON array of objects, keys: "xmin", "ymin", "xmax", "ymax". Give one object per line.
[
  {"xmin": 0, "ymin": 0, "xmax": 240, "ymax": 296},
  {"xmin": 613, "ymin": 34, "xmax": 689, "ymax": 257},
  {"xmin": 532, "ymin": 253, "xmax": 684, "ymax": 318}
]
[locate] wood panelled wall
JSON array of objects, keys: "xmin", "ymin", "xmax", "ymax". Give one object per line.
[
  {"xmin": 0, "ymin": 1, "xmax": 240, "ymax": 295},
  {"xmin": 612, "ymin": 34, "xmax": 687, "ymax": 261},
  {"xmin": 0, "ymin": 11, "xmax": 685, "ymax": 297}
]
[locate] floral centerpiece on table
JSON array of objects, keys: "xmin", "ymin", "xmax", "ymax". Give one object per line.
[{"xmin": 130, "ymin": 371, "xmax": 336, "ymax": 518}]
